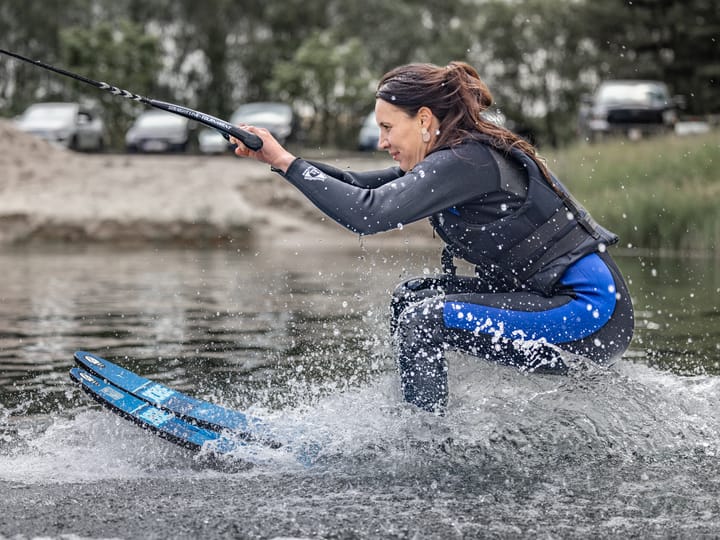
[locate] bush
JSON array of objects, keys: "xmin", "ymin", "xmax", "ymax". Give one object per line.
[{"xmin": 546, "ymin": 132, "xmax": 720, "ymax": 255}]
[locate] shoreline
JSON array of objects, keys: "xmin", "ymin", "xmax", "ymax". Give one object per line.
[{"xmin": 0, "ymin": 119, "xmax": 439, "ymax": 251}]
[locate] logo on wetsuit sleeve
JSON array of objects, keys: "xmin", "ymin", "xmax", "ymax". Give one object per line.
[{"xmin": 302, "ymin": 166, "xmax": 327, "ymax": 182}]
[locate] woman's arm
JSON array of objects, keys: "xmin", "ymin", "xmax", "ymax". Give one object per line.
[
  {"xmin": 278, "ymin": 147, "xmax": 495, "ymax": 235},
  {"xmin": 232, "ymin": 126, "xmax": 497, "ymax": 235},
  {"xmin": 304, "ymin": 160, "xmax": 404, "ymax": 188}
]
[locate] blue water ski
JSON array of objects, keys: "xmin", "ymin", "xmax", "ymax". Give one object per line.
[
  {"xmin": 73, "ymin": 350, "xmax": 275, "ymax": 445},
  {"xmin": 69, "ymin": 366, "xmax": 243, "ymax": 454}
]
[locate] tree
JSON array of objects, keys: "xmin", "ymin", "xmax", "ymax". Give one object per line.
[
  {"xmin": 269, "ymin": 31, "xmax": 375, "ymax": 145},
  {"xmin": 581, "ymin": 0, "xmax": 720, "ymax": 115},
  {"xmin": 0, "ymin": 0, "xmax": 94, "ymax": 113},
  {"xmin": 60, "ymin": 21, "xmax": 162, "ymax": 146},
  {"xmin": 467, "ymin": 0, "xmax": 601, "ymax": 146}
]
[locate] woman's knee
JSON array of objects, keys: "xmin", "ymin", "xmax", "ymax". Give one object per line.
[
  {"xmin": 396, "ymin": 297, "xmax": 445, "ymax": 339},
  {"xmin": 391, "ymin": 277, "xmax": 445, "ymax": 334}
]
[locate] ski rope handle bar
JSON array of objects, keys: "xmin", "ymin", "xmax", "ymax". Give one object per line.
[{"xmin": 0, "ymin": 48, "xmax": 263, "ymax": 151}]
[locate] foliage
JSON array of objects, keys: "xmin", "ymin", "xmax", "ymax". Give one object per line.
[
  {"xmin": 579, "ymin": 0, "xmax": 720, "ymax": 116},
  {"xmin": 467, "ymin": 0, "xmax": 602, "ymax": 146},
  {"xmin": 0, "ymin": 0, "xmax": 717, "ymax": 148},
  {"xmin": 0, "ymin": 0, "xmax": 93, "ymax": 112},
  {"xmin": 59, "ymin": 21, "xmax": 162, "ymax": 147},
  {"xmin": 270, "ymin": 31, "xmax": 374, "ymax": 145}
]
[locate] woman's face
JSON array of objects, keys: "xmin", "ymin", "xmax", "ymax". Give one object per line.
[{"xmin": 375, "ymin": 99, "xmax": 436, "ymax": 172}]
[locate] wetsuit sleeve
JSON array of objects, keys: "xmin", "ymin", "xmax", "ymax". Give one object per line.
[
  {"xmin": 305, "ymin": 160, "xmax": 404, "ymax": 188},
  {"xmin": 275, "ymin": 146, "xmax": 499, "ymax": 235}
]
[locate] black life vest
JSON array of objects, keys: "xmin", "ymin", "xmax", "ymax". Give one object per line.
[{"xmin": 430, "ymin": 137, "xmax": 618, "ymax": 296}]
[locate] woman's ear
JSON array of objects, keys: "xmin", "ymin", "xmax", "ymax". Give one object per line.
[{"xmin": 417, "ymin": 106, "xmax": 434, "ymax": 126}]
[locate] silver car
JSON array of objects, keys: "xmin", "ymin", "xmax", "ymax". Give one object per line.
[
  {"xmin": 578, "ymin": 80, "xmax": 680, "ymax": 142},
  {"xmin": 125, "ymin": 110, "xmax": 196, "ymax": 153},
  {"xmin": 15, "ymin": 102, "xmax": 106, "ymax": 151}
]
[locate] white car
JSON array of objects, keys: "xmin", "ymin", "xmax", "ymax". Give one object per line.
[
  {"xmin": 198, "ymin": 127, "xmax": 231, "ymax": 155},
  {"xmin": 15, "ymin": 102, "xmax": 106, "ymax": 151},
  {"xmin": 199, "ymin": 102, "xmax": 296, "ymax": 155}
]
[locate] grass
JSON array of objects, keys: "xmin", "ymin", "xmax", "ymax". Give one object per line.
[{"xmin": 544, "ymin": 131, "xmax": 719, "ymax": 255}]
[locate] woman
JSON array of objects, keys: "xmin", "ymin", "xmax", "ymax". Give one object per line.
[{"xmin": 231, "ymin": 61, "xmax": 634, "ymax": 413}]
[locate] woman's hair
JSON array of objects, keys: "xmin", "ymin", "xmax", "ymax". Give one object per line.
[{"xmin": 376, "ymin": 61, "xmax": 550, "ymax": 180}]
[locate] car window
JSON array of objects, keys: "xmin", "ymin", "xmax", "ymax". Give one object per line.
[
  {"xmin": 22, "ymin": 104, "xmax": 76, "ymax": 122},
  {"xmin": 230, "ymin": 103, "xmax": 292, "ymax": 124},
  {"xmin": 134, "ymin": 112, "xmax": 187, "ymax": 128}
]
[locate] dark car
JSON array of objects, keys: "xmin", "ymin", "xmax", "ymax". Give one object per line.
[
  {"xmin": 578, "ymin": 80, "xmax": 681, "ymax": 142},
  {"xmin": 125, "ymin": 110, "xmax": 196, "ymax": 153}
]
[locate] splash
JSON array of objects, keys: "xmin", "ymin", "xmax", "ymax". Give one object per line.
[{"xmin": 3, "ymin": 357, "xmax": 720, "ymax": 487}]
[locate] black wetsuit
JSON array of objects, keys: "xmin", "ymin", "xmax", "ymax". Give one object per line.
[{"xmin": 273, "ymin": 137, "xmax": 634, "ymax": 412}]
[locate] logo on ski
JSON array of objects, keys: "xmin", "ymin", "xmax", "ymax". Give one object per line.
[{"xmin": 83, "ymin": 354, "xmax": 105, "ymax": 368}]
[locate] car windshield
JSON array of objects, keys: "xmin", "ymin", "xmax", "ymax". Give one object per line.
[
  {"xmin": 134, "ymin": 112, "xmax": 187, "ymax": 128},
  {"xmin": 596, "ymin": 83, "xmax": 669, "ymax": 105},
  {"xmin": 231, "ymin": 103, "xmax": 291, "ymax": 124},
  {"xmin": 22, "ymin": 104, "xmax": 76, "ymax": 123}
]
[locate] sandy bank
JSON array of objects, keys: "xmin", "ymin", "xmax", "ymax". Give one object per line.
[{"xmin": 0, "ymin": 119, "xmax": 439, "ymax": 252}]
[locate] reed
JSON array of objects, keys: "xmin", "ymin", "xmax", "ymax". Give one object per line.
[{"xmin": 546, "ymin": 131, "xmax": 720, "ymax": 255}]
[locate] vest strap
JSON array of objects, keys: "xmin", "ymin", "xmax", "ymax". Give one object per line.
[{"xmin": 441, "ymin": 246, "xmax": 457, "ymax": 275}]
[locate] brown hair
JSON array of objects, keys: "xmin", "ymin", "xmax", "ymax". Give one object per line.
[{"xmin": 376, "ymin": 61, "xmax": 550, "ymax": 180}]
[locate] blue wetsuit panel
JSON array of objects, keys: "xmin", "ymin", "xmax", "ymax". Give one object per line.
[{"xmin": 443, "ymin": 253, "xmax": 617, "ymax": 343}]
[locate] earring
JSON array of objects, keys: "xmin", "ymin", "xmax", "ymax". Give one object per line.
[{"xmin": 421, "ymin": 127, "xmax": 431, "ymax": 143}]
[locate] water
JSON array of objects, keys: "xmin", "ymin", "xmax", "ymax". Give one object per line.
[{"xmin": 1, "ymin": 245, "xmax": 719, "ymax": 538}]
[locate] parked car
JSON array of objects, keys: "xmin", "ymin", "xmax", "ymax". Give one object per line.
[
  {"xmin": 125, "ymin": 110, "xmax": 196, "ymax": 153},
  {"xmin": 15, "ymin": 102, "xmax": 106, "ymax": 151},
  {"xmin": 198, "ymin": 102, "xmax": 296, "ymax": 154},
  {"xmin": 578, "ymin": 80, "xmax": 681, "ymax": 142},
  {"xmin": 198, "ymin": 128, "xmax": 232, "ymax": 155},
  {"xmin": 357, "ymin": 107, "xmax": 509, "ymax": 151}
]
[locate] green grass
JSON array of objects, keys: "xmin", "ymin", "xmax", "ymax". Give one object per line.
[{"xmin": 545, "ymin": 131, "xmax": 720, "ymax": 255}]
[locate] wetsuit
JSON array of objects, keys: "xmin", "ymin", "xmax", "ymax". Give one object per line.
[{"xmin": 273, "ymin": 136, "xmax": 634, "ymax": 412}]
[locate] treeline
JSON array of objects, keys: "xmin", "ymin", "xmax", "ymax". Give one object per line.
[{"xmin": 0, "ymin": 0, "xmax": 717, "ymax": 148}]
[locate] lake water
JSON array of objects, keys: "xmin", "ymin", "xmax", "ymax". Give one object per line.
[{"xmin": 1, "ymin": 244, "xmax": 719, "ymax": 538}]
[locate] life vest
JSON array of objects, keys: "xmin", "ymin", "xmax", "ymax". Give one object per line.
[{"xmin": 430, "ymin": 137, "xmax": 618, "ymax": 296}]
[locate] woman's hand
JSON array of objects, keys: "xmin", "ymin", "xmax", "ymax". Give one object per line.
[{"xmin": 231, "ymin": 124, "xmax": 296, "ymax": 173}]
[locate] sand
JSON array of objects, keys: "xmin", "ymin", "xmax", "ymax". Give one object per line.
[{"xmin": 0, "ymin": 119, "xmax": 438, "ymax": 251}]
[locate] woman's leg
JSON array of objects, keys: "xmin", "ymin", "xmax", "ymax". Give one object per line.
[
  {"xmin": 390, "ymin": 253, "xmax": 633, "ymax": 412},
  {"xmin": 394, "ymin": 293, "xmax": 569, "ymax": 412},
  {"xmin": 394, "ymin": 295, "xmax": 449, "ymax": 413},
  {"xmin": 391, "ymin": 275, "xmax": 494, "ymax": 412}
]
